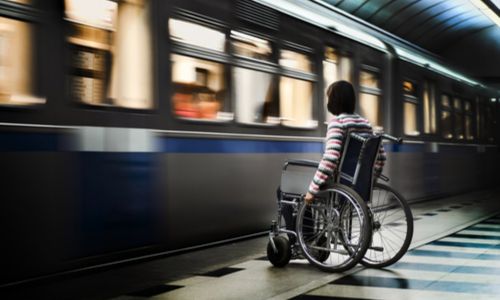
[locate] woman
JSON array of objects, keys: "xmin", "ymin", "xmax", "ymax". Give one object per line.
[{"xmin": 304, "ymin": 80, "xmax": 386, "ymax": 204}]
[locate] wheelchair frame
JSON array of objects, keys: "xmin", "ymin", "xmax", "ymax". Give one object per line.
[{"xmin": 268, "ymin": 132, "xmax": 411, "ymax": 272}]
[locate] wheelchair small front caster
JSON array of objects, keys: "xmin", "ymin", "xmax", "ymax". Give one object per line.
[{"xmin": 267, "ymin": 236, "xmax": 291, "ymax": 267}]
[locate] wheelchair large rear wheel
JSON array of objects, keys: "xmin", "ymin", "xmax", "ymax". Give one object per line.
[
  {"xmin": 361, "ymin": 182, "xmax": 413, "ymax": 268},
  {"xmin": 296, "ymin": 184, "xmax": 371, "ymax": 272}
]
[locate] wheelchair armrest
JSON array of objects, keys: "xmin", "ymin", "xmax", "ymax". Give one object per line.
[
  {"xmin": 283, "ymin": 159, "xmax": 319, "ymax": 170},
  {"xmin": 376, "ymin": 173, "xmax": 390, "ymax": 182}
]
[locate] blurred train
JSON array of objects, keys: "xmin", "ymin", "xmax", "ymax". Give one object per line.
[{"xmin": 0, "ymin": 0, "xmax": 499, "ymax": 285}]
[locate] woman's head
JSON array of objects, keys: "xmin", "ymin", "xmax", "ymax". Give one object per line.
[{"xmin": 326, "ymin": 80, "xmax": 355, "ymax": 115}]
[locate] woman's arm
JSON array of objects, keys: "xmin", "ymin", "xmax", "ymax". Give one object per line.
[{"xmin": 308, "ymin": 119, "xmax": 345, "ymax": 195}]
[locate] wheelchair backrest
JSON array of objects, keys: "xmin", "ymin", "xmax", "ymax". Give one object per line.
[{"xmin": 338, "ymin": 132, "xmax": 382, "ymax": 202}]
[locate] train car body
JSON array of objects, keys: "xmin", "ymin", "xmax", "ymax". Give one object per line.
[{"xmin": 0, "ymin": 0, "xmax": 498, "ymax": 285}]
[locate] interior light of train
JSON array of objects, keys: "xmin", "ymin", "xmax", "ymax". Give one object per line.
[
  {"xmin": 64, "ymin": 0, "xmax": 117, "ymax": 30},
  {"xmin": 491, "ymin": 98, "xmax": 497, "ymax": 102},
  {"xmin": 231, "ymin": 30, "xmax": 272, "ymax": 56},
  {"xmin": 471, "ymin": 0, "xmax": 500, "ymax": 27},
  {"xmin": 169, "ymin": 19, "xmax": 226, "ymax": 52},
  {"xmin": 253, "ymin": 0, "xmax": 386, "ymax": 51},
  {"xmin": 231, "ymin": 30, "xmax": 268, "ymax": 46}
]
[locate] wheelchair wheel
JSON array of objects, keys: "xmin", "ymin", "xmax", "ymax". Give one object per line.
[
  {"xmin": 361, "ymin": 182, "xmax": 413, "ymax": 268},
  {"xmin": 296, "ymin": 184, "xmax": 371, "ymax": 272},
  {"xmin": 267, "ymin": 236, "xmax": 292, "ymax": 267},
  {"xmin": 311, "ymin": 235, "xmax": 329, "ymax": 263}
]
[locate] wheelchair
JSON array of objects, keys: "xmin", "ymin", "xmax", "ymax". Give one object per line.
[{"xmin": 267, "ymin": 132, "xmax": 413, "ymax": 272}]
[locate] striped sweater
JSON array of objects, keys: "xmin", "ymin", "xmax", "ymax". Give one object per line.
[{"xmin": 308, "ymin": 113, "xmax": 387, "ymax": 195}]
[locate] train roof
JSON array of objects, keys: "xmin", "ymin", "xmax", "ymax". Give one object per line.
[{"xmin": 255, "ymin": 0, "xmax": 500, "ymax": 95}]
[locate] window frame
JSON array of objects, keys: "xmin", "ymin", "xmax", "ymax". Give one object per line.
[
  {"xmin": 463, "ymin": 98, "xmax": 475, "ymax": 141},
  {"xmin": 322, "ymin": 45, "xmax": 354, "ymax": 124},
  {"xmin": 277, "ymin": 42, "xmax": 318, "ymax": 129},
  {"xmin": 402, "ymin": 78, "xmax": 420, "ymax": 137},
  {"xmin": 440, "ymin": 93, "xmax": 454, "ymax": 140},
  {"xmin": 485, "ymin": 99, "xmax": 497, "ymax": 143},
  {"xmin": 63, "ymin": 0, "xmax": 155, "ymax": 111},
  {"xmin": 230, "ymin": 28, "xmax": 280, "ymax": 127},
  {"xmin": 168, "ymin": 12, "xmax": 233, "ymax": 124},
  {"xmin": 422, "ymin": 79, "xmax": 437, "ymax": 136},
  {"xmin": 0, "ymin": 0, "xmax": 45, "ymax": 109},
  {"xmin": 358, "ymin": 65, "xmax": 383, "ymax": 130}
]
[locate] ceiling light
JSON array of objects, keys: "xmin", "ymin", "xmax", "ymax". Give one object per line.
[
  {"xmin": 471, "ymin": 0, "xmax": 500, "ymax": 26},
  {"xmin": 253, "ymin": 0, "xmax": 386, "ymax": 50}
]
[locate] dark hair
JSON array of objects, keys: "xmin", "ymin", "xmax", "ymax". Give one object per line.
[{"xmin": 326, "ymin": 80, "xmax": 356, "ymax": 115}]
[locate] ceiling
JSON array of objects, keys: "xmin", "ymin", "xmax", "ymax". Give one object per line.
[{"xmin": 318, "ymin": 0, "xmax": 500, "ymax": 89}]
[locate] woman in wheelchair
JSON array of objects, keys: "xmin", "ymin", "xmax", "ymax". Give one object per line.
[
  {"xmin": 304, "ymin": 80, "xmax": 386, "ymax": 204},
  {"xmin": 279, "ymin": 81, "xmax": 385, "ymax": 244},
  {"xmin": 268, "ymin": 80, "xmax": 413, "ymax": 272}
]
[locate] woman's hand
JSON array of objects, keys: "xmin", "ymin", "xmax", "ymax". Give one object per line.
[{"xmin": 304, "ymin": 192, "xmax": 315, "ymax": 204}]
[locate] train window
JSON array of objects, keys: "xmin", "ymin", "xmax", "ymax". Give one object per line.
[
  {"xmin": 280, "ymin": 50, "xmax": 312, "ymax": 73},
  {"xmin": 404, "ymin": 103, "xmax": 418, "ymax": 136},
  {"xmin": 464, "ymin": 101, "xmax": 472, "ymax": 111},
  {"xmin": 0, "ymin": 16, "xmax": 43, "ymax": 106},
  {"xmin": 172, "ymin": 54, "xmax": 228, "ymax": 121},
  {"xmin": 323, "ymin": 47, "xmax": 353, "ymax": 122},
  {"xmin": 359, "ymin": 69, "xmax": 382, "ymax": 130},
  {"xmin": 169, "ymin": 18, "xmax": 230, "ymax": 121},
  {"xmin": 339, "ymin": 56, "xmax": 353, "ymax": 82},
  {"xmin": 454, "ymin": 98, "xmax": 464, "ymax": 140},
  {"xmin": 169, "ymin": 19, "xmax": 225, "ymax": 52},
  {"xmin": 231, "ymin": 31, "xmax": 278, "ymax": 125},
  {"xmin": 423, "ymin": 81, "xmax": 437, "ymax": 134},
  {"xmin": 441, "ymin": 95, "xmax": 451, "ymax": 108},
  {"xmin": 65, "ymin": 0, "xmax": 153, "ymax": 108},
  {"xmin": 278, "ymin": 49, "xmax": 315, "ymax": 128},
  {"xmin": 476, "ymin": 97, "xmax": 485, "ymax": 140},
  {"xmin": 464, "ymin": 100, "xmax": 474, "ymax": 140},
  {"xmin": 403, "ymin": 80, "xmax": 419, "ymax": 136},
  {"xmin": 323, "ymin": 47, "xmax": 338, "ymax": 123},
  {"xmin": 360, "ymin": 71, "xmax": 380, "ymax": 89},
  {"xmin": 441, "ymin": 95, "xmax": 453, "ymax": 139},
  {"xmin": 403, "ymin": 81, "xmax": 416, "ymax": 95},
  {"xmin": 234, "ymin": 67, "xmax": 278, "ymax": 124},
  {"xmin": 231, "ymin": 31, "xmax": 272, "ymax": 61},
  {"xmin": 486, "ymin": 104, "xmax": 496, "ymax": 142},
  {"xmin": 280, "ymin": 76, "xmax": 314, "ymax": 127}
]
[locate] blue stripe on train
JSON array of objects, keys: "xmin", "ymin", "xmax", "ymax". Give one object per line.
[
  {"xmin": 0, "ymin": 131, "xmax": 494, "ymax": 154},
  {"xmin": 158, "ymin": 137, "xmax": 323, "ymax": 153}
]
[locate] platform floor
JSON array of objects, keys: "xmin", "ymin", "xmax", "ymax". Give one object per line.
[{"xmin": 2, "ymin": 189, "xmax": 500, "ymax": 300}]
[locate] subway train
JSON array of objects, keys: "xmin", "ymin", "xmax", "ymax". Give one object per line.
[{"xmin": 0, "ymin": 0, "xmax": 499, "ymax": 285}]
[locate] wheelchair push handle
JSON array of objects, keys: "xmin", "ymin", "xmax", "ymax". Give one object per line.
[
  {"xmin": 380, "ymin": 133, "xmax": 403, "ymax": 144},
  {"xmin": 350, "ymin": 132, "xmax": 403, "ymax": 144}
]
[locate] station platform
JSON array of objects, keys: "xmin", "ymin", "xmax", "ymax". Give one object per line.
[{"xmin": 2, "ymin": 189, "xmax": 500, "ymax": 300}]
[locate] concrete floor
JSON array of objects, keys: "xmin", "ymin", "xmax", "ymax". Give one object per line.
[{"xmin": 2, "ymin": 189, "xmax": 500, "ymax": 300}]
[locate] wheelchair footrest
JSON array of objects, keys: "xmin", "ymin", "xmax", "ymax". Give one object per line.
[{"xmin": 369, "ymin": 246, "xmax": 384, "ymax": 252}]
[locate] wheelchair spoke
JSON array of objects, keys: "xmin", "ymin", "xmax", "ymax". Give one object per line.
[
  {"xmin": 362, "ymin": 183, "xmax": 413, "ymax": 268},
  {"xmin": 295, "ymin": 185, "xmax": 372, "ymax": 272}
]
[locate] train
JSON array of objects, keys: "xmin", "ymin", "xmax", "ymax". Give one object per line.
[{"xmin": 0, "ymin": 0, "xmax": 499, "ymax": 286}]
